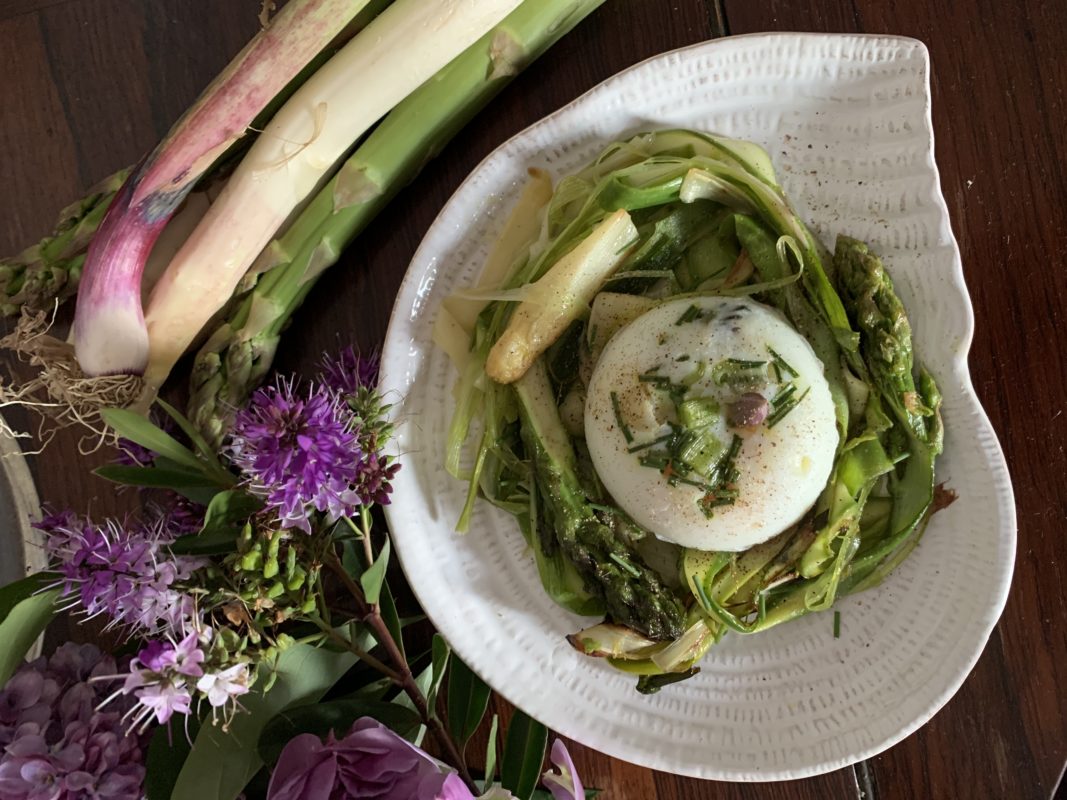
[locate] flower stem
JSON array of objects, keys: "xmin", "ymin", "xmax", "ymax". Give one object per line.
[
  {"xmin": 359, "ymin": 507, "xmax": 375, "ymax": 585},
  {"xmin": 308, "ymin": 615, "xmax": 401, "ymax": 683},
  {"xmin": 323, "ymin": 547, "xmax": 477, "ymax": 792}
]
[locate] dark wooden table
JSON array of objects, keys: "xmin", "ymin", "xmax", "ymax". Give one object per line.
[{"xmin": 2, "ymin": 1, "xmax": 1065, "ymax": 798}]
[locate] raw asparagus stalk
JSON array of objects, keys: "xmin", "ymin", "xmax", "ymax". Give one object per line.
[
  {"xmin": 0, "ymin": 168, "xmax": 128, "ymax": 315},
  {"xmin": 516, "ymin": 360, "xmax": 686, "ymax": 641},
  {"xmin": 188, "ymin": 0, "xmax": 607, "ymax": 446},
  {"xmin": 141, "ymin": 0, "xmax": 523, "ymax": 388}
]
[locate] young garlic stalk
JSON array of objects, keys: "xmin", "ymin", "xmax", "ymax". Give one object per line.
[{"xmin": 73, "ymin": 0, "xmax": 381, "ymax": 376}]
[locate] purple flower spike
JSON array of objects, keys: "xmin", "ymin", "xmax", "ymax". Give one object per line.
[
  {"xmin": 542, "ymin": 740, "xmax": 584, "ymax": 800},
  {"xmin": 37, "ymin": 512, "xmax": 201, "ymax": 636},
  {"xmin": 319, "ymin": 346, "xmax": 379, "ymax": 398},
  {"xmin": 229, "ymin": 379, "xmax": 363, "ymax": 533}
]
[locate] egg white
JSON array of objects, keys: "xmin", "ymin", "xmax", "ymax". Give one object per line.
[{"xmin": 584, "ymin": 296, "xmax": 838, "ymax": 552}]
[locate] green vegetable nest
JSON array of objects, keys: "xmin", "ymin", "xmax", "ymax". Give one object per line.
[{"xmin": 446, "ymin": 129, "xmax": 950, "ymax": 693}]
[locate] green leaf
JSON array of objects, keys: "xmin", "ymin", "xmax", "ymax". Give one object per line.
[
  {"xmin": 144, "ymin": 714, "xmax": 200, "ymax": 800},
  {"xmin": 0, "ymin": 588, "xmax": 59, "ymax": 687},
  {"xmin": 359, "ymin": 538, "xmax": 390, "ymax": 606},
  {"xmin": 258, "ymin": 696, "xmax": 420, "ymax": 765},
  {"xmin": 531, "ymin": 791, "xmax": 601, "ymax": 800},
  {"xmin": 155, "ymin": 398, "xmax": 225, "ymax": 468},
  {"xmin": 340, "ymin": 536, "xmax": 406, "ymax": 662},
  {"xmin": 101, "ymin": 408, "xmax": 205, "ymax": 474},
  {"xmin": 483, "ymin": 713, "xmax": 500, "ymax": 793},
  {"xmin": 168, "ymin": 490, "xmax": 260, "ymax": 555},
  {"xmin": 169, "ymin": 528, "xmax": 240, "ymax": 556},
  {"xmin": 392, "ymin": 662, "xmax": 433, "ymax": 745},
  {"xmin": 93, "ymin": 464, "xmax": 220, "ymax": 491},
  {"xmin": 379, "ymin": 582, "xmax": 406, "ymax": 662},
  {"xmin": 171, "ymin": 642, "xmax": 356, "ymax": 800},
  {"xmin": 427, "ymin": 634, "xmax": 450, "ymax": 717},
  {"xmin": 501, "ymin": 710, "xmax": 548, "ymax": 800},
  {"xmin": 204, "ymin": 490, "xmax": 263, "ymax": 536},
  {"xmin": 447, "ymin": 654, "xmax": 491, "ymax": 748},
  {"xmin": 0, "ymin": 573, "xmax": 57, "ymax": 620}
]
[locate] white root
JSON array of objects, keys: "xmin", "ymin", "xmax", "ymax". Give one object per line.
[{"xmin": 0, "ymin": 308, "xmax": 144, "ymax": 451}]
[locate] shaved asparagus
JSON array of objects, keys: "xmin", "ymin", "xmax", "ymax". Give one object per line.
[
  {"xmin": 188, "ymin": 0, "xmax": 607, "ymax": 445},
  {"xmin": 141, "ymin": 0, "xmax": 523, "ymax": 389},
  {"xmin": 74, "ymin": 0, "xmax": 383, "ymax": 377}
]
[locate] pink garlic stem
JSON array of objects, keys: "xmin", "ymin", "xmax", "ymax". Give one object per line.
[
  {"xmin": 73, "ymin": 176, "xmax": 157, "ymax": 376},
  {"xmin": 73, "ymin": 0, "xmax": 372, "ymax": 377}
]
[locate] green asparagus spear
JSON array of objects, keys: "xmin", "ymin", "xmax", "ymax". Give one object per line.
[
  {"xmin": 0, "ymin": 168, "xmax": 129, "ymax": 315},
  {"xmin": 834, "ymin": 236, "xmax": 940, "ymax": 444},
  {"xmin": 833, "ymin": 237, "xmax": 943, "ymax": 566},
  {"xmin": 188, "ymin": 0, "xmax": 607, "ymax": 446},
  {"xmin": 516, "ymin": 360, "xmax": 686, "ymax": 641}
]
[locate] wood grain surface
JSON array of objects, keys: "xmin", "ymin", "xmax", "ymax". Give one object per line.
[{"xmin": 2, "ymin": 1, "xmax": 1064, "ymax": 798}]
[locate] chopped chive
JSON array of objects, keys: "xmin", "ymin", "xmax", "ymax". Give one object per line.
[
  {"xmin": 672, "ymin": 474, "xmax": 714, "ymax": 491},
  {"xmin": 675, "ymin": 304, "xmax": 700, "ymax": 325},
  {"xmin": 725, "ymin": 358, "xmax": 767, "ymax": 368},
  {"xmin": 609, "ymin": 552, "xmax": 642, "ymax": 578},
  {"xmin": 765, "ymin": 399, "xmax": 797, "ymax": 427},
  {"xmin": 724, "ymin": 433, "xmax": 742, "ymax": 464},
  {"xmin": 638, "ymin": 373, "xmax": 671, "ymax": 386},
  {"xmin": 771, "ymin": 381, "xmax": 797, "ymax": 406},
  {"xmin": 610, "ymin": 391, "xmax": 633, "ymax": 443},
  {"xmin": 675, "ymin": 354, "xmax": 691, "ymax": 362},
  {"xmin": 766, "ymin": 386, "xmax": 810, "ymax": 428},
  {"xmin": 767, "ymin": 346, "xmax": 798, "ymax": 377},
  {"xmin": 638, "ymin": 453, "xmax": 670, "ymax": 470},
  {"xmin": 833, "ymin": 610, "xmax": 841, "ymax": 638},
  {"xmin": 627, "ymin": 434, "xmax": 673, "ymax": 454}
]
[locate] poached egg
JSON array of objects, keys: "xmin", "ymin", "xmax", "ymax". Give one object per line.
[{"xmin": 584, "ymin": 296, "xmax": 838, "ymax": 552}]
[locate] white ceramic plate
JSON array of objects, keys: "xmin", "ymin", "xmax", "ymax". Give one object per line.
[{"xmin": 380, "ymin": 33, "xmax": 1015, "ymax": 781}]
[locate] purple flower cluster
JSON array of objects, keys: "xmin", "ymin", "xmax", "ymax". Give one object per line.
[
  {"xmin": 38, "ymin": 511, "xmax": 201, "ymax": 635},
  {"xmin": 319, "ymin": 346, "xmax": 379, "ymax": 399},
  {"xmin": 227, "ymin": 347, "xmax": 402, "ymax": 533},
  {"xmin": 118, "ymin": 630, "xmax": 249, "ymax": 729},
  {"xmin": 351, "ymin": 450, "xmax": 399, "ymax": 507},
  {"xmin": 0, "ymin": 643, "xmax": 145, "ymax": 800},
  {"xmin": 229, "ymin": 379, "xmax": 364, "ymax": 533}
]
